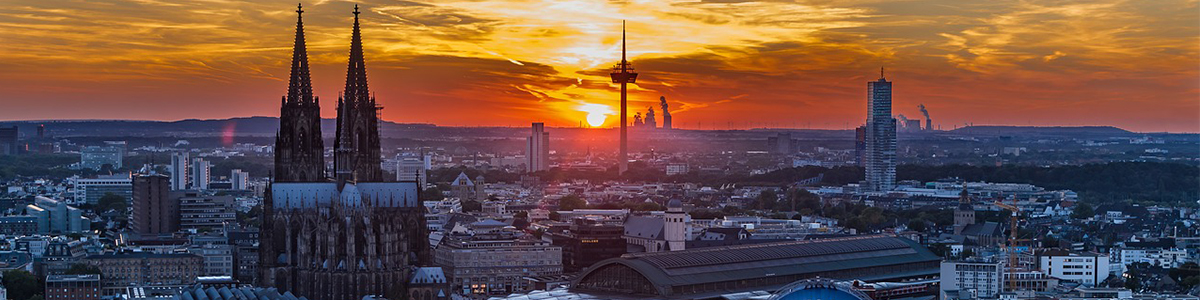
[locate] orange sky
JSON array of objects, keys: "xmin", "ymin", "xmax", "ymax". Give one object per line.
[{"xmin": 0, "ymin": 0, "xmax": 1197, "ymax": 132}]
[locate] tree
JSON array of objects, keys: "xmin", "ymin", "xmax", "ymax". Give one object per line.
[
  {"xmin": 419, "ymin": 187, "xmax": 444, "ymax": 201},
  {"xmin": 1072, "ymin": 202, "xmax": 1095, "ymax": 219},
  {"xmin": 3, "ymin": 269, "xmax": 42, "ymax": 300},
  {"xmin": 907, "ymin": 219, "xmax": 928, "ymax": 232},
  {"xmin": 557, "ymin": 194, "xmax": 587, "ymax": 211},
  {"xmin": 97, "ymin": 192, "xmax": 127, "ymax": 214},
  {"xmin": 65, "ymin": 263, "xmax": 101, "ymax": 275}
]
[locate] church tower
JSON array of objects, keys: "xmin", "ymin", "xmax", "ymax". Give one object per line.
[
  {"xmin": 274, "ymin": 3, "xmax": 325, "ymax": 183},
  {"xmin": 954, "ymin": 187, "xmax": 975, "ymax": 235},
  {"xmin": 334, "ymin": 5, "xmax": 383, "ymax": 185},
  {"xmin": 665, "ymin": 199, "xmax": 688, "ymax": 251}
]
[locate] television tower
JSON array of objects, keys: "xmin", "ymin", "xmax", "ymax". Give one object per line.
[{"xmin": 610, "ymin": 21, "xmax": 638, "ymax": 175}]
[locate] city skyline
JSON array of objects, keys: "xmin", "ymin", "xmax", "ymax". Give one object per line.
[{"xmin": 0, "ymin": 0, "xmax": 1197, "ymax": 132}]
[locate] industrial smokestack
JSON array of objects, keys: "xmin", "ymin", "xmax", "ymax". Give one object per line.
[{"xmin": 918, "ymin": 104, "xmax": 931, "ymax": 131}]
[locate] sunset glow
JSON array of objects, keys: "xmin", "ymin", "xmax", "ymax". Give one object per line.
[
  {"xmin": 0, "ymin": 0, "xmax": 1196, "ymax": 131},
  {"xmin": 577, "ymin": 103, "xmax": 614, "ymax": 127}
]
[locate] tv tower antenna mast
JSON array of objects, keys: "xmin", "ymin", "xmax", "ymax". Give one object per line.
[{"xmin": 611, "ymin": 21, "xmax": 638, "ymax": 175}]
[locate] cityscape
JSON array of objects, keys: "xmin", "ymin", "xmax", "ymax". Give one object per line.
[{"xmin": 0, "ymin": 1, "xmax": 1198, "ymax": 300}]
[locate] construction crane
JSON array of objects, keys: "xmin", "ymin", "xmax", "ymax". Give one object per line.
[{"xmin": 993, "ymin": 193, "xmax": 1028, "ymax": 292}]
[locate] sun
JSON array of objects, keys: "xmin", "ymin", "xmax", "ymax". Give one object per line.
[{"xmin": 576, "ymin": 103, "xmax": 614, "ymax": 127}]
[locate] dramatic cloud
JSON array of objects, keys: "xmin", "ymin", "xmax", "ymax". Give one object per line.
[{"xmin": 0, "ymin": 0, "xmax": 1195, "ymax": 131}]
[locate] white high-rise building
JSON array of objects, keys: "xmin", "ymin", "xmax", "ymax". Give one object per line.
[
  {"xmin": 395, "ymin": 152, "xmax": 429, "ymax": 188},
  {"xmin": 170, "ymin": 152, "xmax": 190, "ymax": 190},
  {"xmin": 230, "ymin": 169, "xmax": 249, "ymax": 190},
  {"xmin": 526, "ymin": 123, "xmax": 550, "ymax": 172},
  {"xmin": 191, "ymin": 158, "xmax": 210, "ymax": 190},
  {"xmin": 1038, "ymin": 251, "xmax": 1110, "ymax": 286},
  {"xmin": 864, "ymin": 72, "xmax": 896, "ymax": 192},
  {"xmin": 940, "ymin": 260, "xmax": 1003, "ymax": 299}
]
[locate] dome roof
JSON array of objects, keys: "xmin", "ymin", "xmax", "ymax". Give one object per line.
[{"xmin": 667, "ymin": 199, "xmax": 683, "ymax": 208}]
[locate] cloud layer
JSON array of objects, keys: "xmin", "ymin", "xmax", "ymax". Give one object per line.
[{"xmin": 0, "ymin": 0, "xmax": 1196, "ymax": 132}]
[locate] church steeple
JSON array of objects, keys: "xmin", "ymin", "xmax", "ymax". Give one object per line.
[
  {"xmin": 287, "ymin": 3, "xmax": 314, "ymax": 104},
  {"xmin": 274, "ymin": 3, "xmax": 326, "ymax": 183},
  {"xmin": 334, "ymin": 4, "xmax": 383, "ymax": 185},
  {"xmin": 343, "ymin": 4, "xmax": 369, "ymax": 104}
]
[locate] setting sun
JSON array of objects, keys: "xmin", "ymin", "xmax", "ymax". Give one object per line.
[{"xmin": 577, "ymin": 103, "xmax": 614, "ymax": 127}]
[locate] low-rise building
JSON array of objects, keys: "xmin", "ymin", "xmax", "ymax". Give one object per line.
[
  {"xmin": 45, "ymin": 274, "xmax": 101, "ymax": 300},
  {"xmin": 1037, "ymin": 250, "xmax": 1110, "ymax": 286},
  {"xmin": 434, "ymin": 234, "xmax": 562, "ymax": 297},
  {"xmin": 177, "ymin": 194, "xmax": 235, "ymax": 231},
  {"xmin": 83, "ymin": 252, "xmax": 203, "ymax": 296}
]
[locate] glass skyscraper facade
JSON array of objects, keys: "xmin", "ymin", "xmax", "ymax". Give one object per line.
[{"xmin": 865, "ymin": 76, "xmax": 896, "ymax": 192}]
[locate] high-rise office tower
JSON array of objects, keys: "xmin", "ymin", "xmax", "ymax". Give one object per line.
[
  {"xmin": 864, "ymin": 70, "xmax": 896, "ymax": 192},
  {"xmin": 396, "ymin": 152, "xmax": 428, "ymax": 188},
  {"xmin": 132, "ymin": 174, "xmax": 177, "ymax": 234},
  {"xmin": 854, "ymin": 126, "xmax": 866, "ymax": 167},
  {"xmin": 170, "ymin": 152, "xmax": 190, "ymax": 190},
  {"xmin": 191, "ymin": 158, "xmax": 210, "ymax": 190},
  {"xmin": 230, "ymin": 169, "xmax": 249, "ymax": 190},
  {"xmin": 0, "ymin": 126, "xmax": 17, "ymax": 156},
  {"xmin": 610, "ymin": 22, "xmax": 637, "ymax": 175},
  {"xmin": 526, "ymin": 123, "xmax": 550, "ymax": 172}
]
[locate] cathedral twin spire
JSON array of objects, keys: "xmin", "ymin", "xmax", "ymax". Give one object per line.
[
  {"xmin": 276, "ymin": 3, "xmax": 382, "ymax": 184},
  {"xmin": 286, "ymin": 3, "xmax": 314, "ymax": 105}
]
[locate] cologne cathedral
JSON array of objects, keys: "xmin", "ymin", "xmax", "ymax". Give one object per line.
[{"xmin": 259, "ymin": 5, "xmax": 433, "ymax": 300}]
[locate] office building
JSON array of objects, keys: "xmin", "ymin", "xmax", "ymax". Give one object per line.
[
  {"xmin": 80, "ymin": 146, "xmax": 123, "ymax": 170},
  {"xmin": 45, "ymin": 274, "xmax": 101, "ymax": 300},
  {"xmin": 665, "ymin": 163, "xmax": 689, "ymax": 176},
  {"xmin": 227, "ymin": 229, "xmax": 259, "ymax": 284},
  {"xmin": 526, "ymin": 123, "xmax": 550, "ymax": 172},
  {"xmin": 1118, "ymin": 238, "xmax": 1188, "ymax": 272},
  {"xmin": 190, "ymin": 244, "xmax": 234, "ymax": 277},
  {"xmin": 230, "ymin": 169, "xmax": 249, "ymax": 190},
  {"xmin": 191, "ymin": 158, "xmax": 210, "ymax": 190},
  {"xmin": 0, "ymin": 126, "xmax": 17, "ymax": 155},
  {"xmin": 132, "ymin": 174, "xmax": 177, "ymax": 235},
  {"xmin": 940, "ymin": 260, "xmax": 1003, "ymax": 299},
  {"xmin": 75, "ymin": 175, "xmax": 133, "ymax": 205},
  {"xmin": 434, "ymin": 236, "xmax": 562, "ymax": 297},
  {"xmin": 864, "ymin": 72, "xmax": 896, "ymax": 192},
  {"xmin": 0, "ymin": 216, "xmax": 38, "ymax": 236},
  {"xmin": 84, "ymin": 252, "xmax": 203, "ymax": 296},
  {"xmin": 547, "ymin": 219, "xmax": 626, "ymax": 272},
  {"xmin": 396, "ymin": 152, "xmax": 429, "ymax": 188},
  {"xmin": 26, "ymin": 196, "xmax": 88, "ymax": 234},
  {"xmin": 854, "ymin": 125, "xmax": 866, "ymax": 166},
  {"xmin": 170, "ymin": 152, "xmax": 190, "ymax": 190},
  {"xmin": 178, "ymin": 193, "xmax": 235, "ymax": 231},
  {"xmin": 1038, "ymin": 250, "xmax": 1110, "ymax": 286}
]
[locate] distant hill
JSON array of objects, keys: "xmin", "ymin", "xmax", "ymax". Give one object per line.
[
  {"xmin": 950, "ymin": 125, "xmax": 1135, "ymax": 137},
  {"xmin": 0, "ymin": 117, "xmax": 436, "ymax": 137}
]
